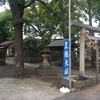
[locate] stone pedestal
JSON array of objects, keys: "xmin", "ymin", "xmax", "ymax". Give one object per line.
[{"xmin": 36, "ymin": 54, "xmax": 55, "ymax": 76}]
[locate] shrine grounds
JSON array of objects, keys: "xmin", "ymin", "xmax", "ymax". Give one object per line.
[
  {"xmin": 0, "ymin": 64, "xmax": 64, "ymax": 100},
  {"xmin": 0, "ymin": 57, "xmax": 100, "ymax": 100}
]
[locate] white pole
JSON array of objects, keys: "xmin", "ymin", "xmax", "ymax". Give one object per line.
[
  {"xmin": 60, "ymin": 0, "xmax": 71, "ymax": 93},
  {"xmin": 68, "ymin": 0, "xmax": 71, "ymax": 89}
]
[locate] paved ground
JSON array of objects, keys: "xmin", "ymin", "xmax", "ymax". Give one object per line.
[
  {"xmin": 55, "ymin": 84, "xmax": 100, "ymax": 100},
  {"xmin": 0, "ymin": 57, "xmax": 100, "ymax": 100},
  {"xmin": 0, "ymin": 64, "xmax": 64, "ymax": 100},
  {"xmin": 0, "ymin": 77, "xmax": 64, "ymax": 100}
]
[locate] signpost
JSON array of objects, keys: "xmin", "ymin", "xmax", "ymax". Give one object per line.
[
  {"xmin": 62, "ymin": 39, "xmax": 69, "ymax": 77},
  {"xmin": 62, "ymin": 39, "xmax": 70, "ymax": 88},
  {"xmin": 60, "ymin": 0, "xmax": 71, "ymax": 93},
  {"xmin": 60, "ymin": 39, "xmax": 70, "ymax": 93}
]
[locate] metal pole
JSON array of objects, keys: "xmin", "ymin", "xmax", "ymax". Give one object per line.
[
  {"xmin": 69, "ymin": 0, "xmax": 71, "ymax": 89},
  {"xmin": 96, "ymin": 45, "xmax": 99, "ymax": 82}
]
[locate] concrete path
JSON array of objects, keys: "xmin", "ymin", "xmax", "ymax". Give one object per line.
[
  {"xmin": 0, "ymin": 77, "xmax": 64, "ymax": 100},
  {"xmin": 55, "ymin": 84, "xmax": 100, "ymax": 100},
  {"xmin": 6, "ymin": 59, "xmax": 40, "ymax": 69},
  {"xmin": 4, "ymin": 58, "xmax": 100, "ymax": 100},
  {"xmin": 6, "ymin": 59, "xmax": 97, "ymax": 76},
  {"xmin": 0, "ymin": 59, "xmax": 64, "ymax": 100}
]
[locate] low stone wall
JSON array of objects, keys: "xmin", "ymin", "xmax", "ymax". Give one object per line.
[
  {"xmin": 72, "ymin": 77, "xmax": 97, "ymax": 89},
  {"xmin": 61, "ymin": 75, "xmax": 97, "ymax": 90}
]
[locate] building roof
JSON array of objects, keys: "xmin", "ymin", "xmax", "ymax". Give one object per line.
[
  {"xmin": 47, "ymin": 39, "xmax": 78, "ymax": 48},
  {"xmin": 0, "ymin": 40, "xmax": 14, "ymax": 49},
  {"xmin": 47, "ymin": 40, "xmax": 64, "ymax": 47}
]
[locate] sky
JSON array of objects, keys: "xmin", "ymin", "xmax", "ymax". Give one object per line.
[{"xmin": 0, "ymin": 2, "xmax": 10, "ymax": 12}]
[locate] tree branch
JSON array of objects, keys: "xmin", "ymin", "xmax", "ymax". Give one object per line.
[
  {"xmin": 24, "ymin": 0, "xmax": 36, "ymax": 8},
  {"xmin": 30, "ymin": 24, "xmax": 40, "ymax": 34},
  {"xmin": 37, "ymin": 0, "xmax": 60, "ymax": 21}
]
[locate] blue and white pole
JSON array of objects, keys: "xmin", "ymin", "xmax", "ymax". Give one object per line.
[
  {"xmin": 62, "ymin": 39, "xmax": 69, "ymax": 78},
  {"xmin": 60, "ymin": 39, "xmax": 70, "ymax": 93},
  {"xmin": 60, "ymin": 0, "xmax": 71, "ymax": 93}
]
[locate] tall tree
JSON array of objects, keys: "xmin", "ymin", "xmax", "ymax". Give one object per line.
[
  {"xmin": 0, "ymin": 0, "xmax": 36, "ymax": 78},
  {"xmin": 4, "ymin": 0, "xmax": 55, "ymax": 78},
  {"xmin": 8, "ymin": 0, "xmax": 37, "ymax": 78}
]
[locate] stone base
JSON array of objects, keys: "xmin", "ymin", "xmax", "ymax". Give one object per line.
[
  {"xmin": 36, "ymin": 66, "xmax": 56, "ymax": 76},
  {"xmin": 61, "ymin": 76, "xmax": 98, "ymax": 90}
]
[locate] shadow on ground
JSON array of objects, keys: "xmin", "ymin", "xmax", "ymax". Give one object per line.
[
  {"xmin": 0, "ymin": 64, "xmax": 14, "ymax": 78},
  {"xmin": 0, "ymin": 64, "xmax": 63, "ymax": 88}
]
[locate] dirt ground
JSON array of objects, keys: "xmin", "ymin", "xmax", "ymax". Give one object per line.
[
  {"xmin": 0, "ymin": 64, "xmax": 65, "ymax": 100},
  {"xmin": 0, "ymin": 64, "xmax": 63, "ymax": 89}
]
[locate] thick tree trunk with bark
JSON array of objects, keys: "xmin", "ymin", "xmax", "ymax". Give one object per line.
[
  {"xmin": 9, "ymin": 1, "xmax": 24, "ymax": 78},
  {"xmin": 8, "ymin": 0, "xmax": 36, "ymax": 78},
  {"xmin": 13, "ymin": 24, "xmax": 24, "ymax": 78}
]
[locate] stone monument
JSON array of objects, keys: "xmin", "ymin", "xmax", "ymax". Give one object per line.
[{"xmin": 36, "ymin": 48, "xmax": 56, "ymax": 76}]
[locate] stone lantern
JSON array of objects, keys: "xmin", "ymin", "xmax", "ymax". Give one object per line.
[
  {"xmin": 41, "ymin": 48, "xmax": 51, "ymax": 66},
  {"xmin": 36, "ymin": 48, "xmax": 55, "ymax": 76}
]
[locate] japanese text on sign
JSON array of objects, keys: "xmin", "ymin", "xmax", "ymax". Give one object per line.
[{"xmin": 62, "ymin": 39, "xmax": 69, "ymax": 77}]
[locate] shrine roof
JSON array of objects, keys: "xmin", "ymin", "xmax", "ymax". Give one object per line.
[
  {"xmin": 47, "ymin": 39, "xmax": 64, "ymax": 47},
  {"xmin": 47, "ymin": 39, "xmax": 78, "ymax": 48},
  {"xmin": 0, "ymin": 40, "xmax": 14, "ymax": 49}
]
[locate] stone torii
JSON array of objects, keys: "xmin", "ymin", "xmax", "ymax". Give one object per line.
[
  {"xmin": 71, "ymin": 21, "xmax": 100, "ymax": 79},
  {"xmin": 71, "ymin": 20, "xmax": 100, "ymax": 33}
]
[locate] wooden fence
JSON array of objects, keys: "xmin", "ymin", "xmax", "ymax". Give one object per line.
[{"xmin": 0, "ymin": 50, "xmax": 6, "ymax": 65}]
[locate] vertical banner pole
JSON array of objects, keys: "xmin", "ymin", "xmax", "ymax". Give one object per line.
[
  {"xmin": 60, "ymin": 0, "xmax": 72, "ymax": 93},
  {"xmin": 68, "ymin": 0, "xmax": 72, "ymax": 89},
  {"xmin": 60, "ymin": 40, "xmax": 70, "ymax": 93}
]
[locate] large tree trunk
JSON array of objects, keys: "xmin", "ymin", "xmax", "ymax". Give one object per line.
[
  {"xmin": 9, "ymin": 1, "xmax": 24, "ymax": 78},
  {"xmin": 13, "ymin": 23, "xmax": 24, "ymax": 78}
]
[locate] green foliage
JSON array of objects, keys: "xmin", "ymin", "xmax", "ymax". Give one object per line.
[
  {"xmin": 78, "ymin": 0, "xmax": 100, "ymax": 25},
  {"xmin": 39, "ymin": 35, "xmax": 51, "ymax": 50},
  {"xmin": 11, "ymin": 18, "xmax": 29, "ymax": 26},
  {"xmin": 23, "ymin": 36, "xmax": 39, "ymax": 52},
  {"xmin": 23, "ymin": 0, "xmax": 82, "ymax": 43},
  {"xmin": 0, "ymin": 10, "xmax": 14, "ymax": 42},
  {"xmin": 23, "ymin": 35, "xmax": 51, "ymax": 52},
  {"xmin": 24, "ymin": 1, "xmax": 56, "ymax": 41}
]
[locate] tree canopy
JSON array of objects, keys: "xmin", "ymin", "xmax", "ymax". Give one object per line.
[
  {"xmin": 24, "ymin": 0, "xmax": 82, "ymax": 40},
  {"xmin": 0, "ymin": 9, "xmax": 14, "ymax": 42}
]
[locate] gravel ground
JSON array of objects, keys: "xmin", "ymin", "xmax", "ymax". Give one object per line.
[{"xmin": 0, "ymin": 64, "xmax": 64, "ymax": 100}]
